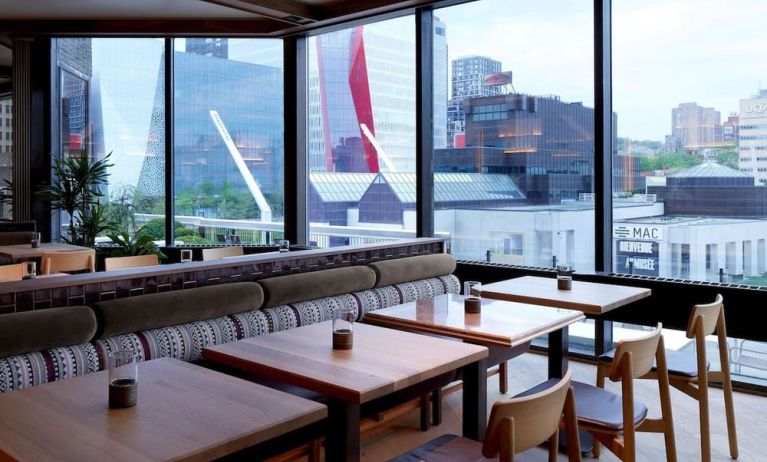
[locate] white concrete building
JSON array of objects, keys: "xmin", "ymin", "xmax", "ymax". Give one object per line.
[{"xmin": 738, "ymin": 89, "xmax": 767, "ymax": 184}]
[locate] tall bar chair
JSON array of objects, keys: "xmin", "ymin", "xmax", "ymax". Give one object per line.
[{"xmin": 575, "ymin": 324, "xmax": 676, "ymax": 462}]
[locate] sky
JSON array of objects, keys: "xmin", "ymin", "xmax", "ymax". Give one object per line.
[{"xmin": 437, "ymin": 0, "xmax": 767, "ymax": 141}]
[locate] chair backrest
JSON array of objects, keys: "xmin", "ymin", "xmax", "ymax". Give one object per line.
[
  {"xmin": 686, "ymin": 293, "xmax": 723, "ymax": 339},
  {"xmin": 201, "ymin": 246, "xmax": 244, "ymax": 261},
  {"xmin": 0, "ymin": 263, "xmax": 25, "ymax": 282},
  {"xmin": 104, "ymin": 254, "xmax": 159, "ymax": 272},
  {"xmin": 608, "ymin": 323, "xmax": 663, "ymax": 381},
  {"xmin": 482, "ymin": 369, "xmax": 573, "ymax": 458},
  {"xmin": 40, "ymin": 250, "xmax": 96, "ymax": 274}
]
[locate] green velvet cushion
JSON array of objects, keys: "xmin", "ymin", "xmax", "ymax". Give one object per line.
[
  {"xmin": 259, "ymin": 266, "xmax": 377, "ymax": 308},
  {"xmin": 92, "ymin": 282, "xmax": 264, "ymax": 338},
  {"xmin": 0, "ymin": 306, "xmax": 97, "ymax": 359},
  {"xmin": 369, "ymin": 254, "xmax": 456, "ymax": 288}
]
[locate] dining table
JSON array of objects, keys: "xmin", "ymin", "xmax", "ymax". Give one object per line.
[
  {"xmin": 0, "ymin": 358, "xmax": 327, "ymax": 462},
  {"xmin": 480, "ymin": 275, "xmax": 651, "ymax": 355},
  {"xmin": 0, "ymin": 242, "xmax": 93, "ymax": 262},
  {"xmin": 204, "ymin": 321, "xmax": 489, "ymax": 462}
]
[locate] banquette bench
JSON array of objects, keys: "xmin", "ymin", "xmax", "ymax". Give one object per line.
[{"xmin": 0, "ymin": 254, "xmax": 459, "ymax": 393}]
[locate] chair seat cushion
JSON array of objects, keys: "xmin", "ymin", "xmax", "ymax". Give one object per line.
[
  {"xmin": 516, "ymin": 378, "xmax": 648, "ymax": 431},
  {"xmin": 571, "ymin": 381, "xmax": 648, "ymax": 431},
  {"xmin": 599, "ymin": 347, "xmax": 705, "ymax": 378},
  {"xmin": 388, "ymin": 434, "xmax": 491, "ymax": 462}
]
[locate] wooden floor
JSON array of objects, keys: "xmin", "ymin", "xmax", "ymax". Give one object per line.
[{"xmin": 356, "ymin": 352, "xmax": 764, "ymax": 462}]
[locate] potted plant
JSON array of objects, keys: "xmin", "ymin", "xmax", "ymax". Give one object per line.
[
  {"xmin": 107, "ymin": 227, "xmax": 167, "ymax": 260},
  {"xmin": 37, "ymin": 152, "xmax": 114, "ymax": 247}
]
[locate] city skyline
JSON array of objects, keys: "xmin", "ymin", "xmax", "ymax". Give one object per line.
[{"xmin": 437, "ymin": 0, "xmax": 767, "ymax": 142}]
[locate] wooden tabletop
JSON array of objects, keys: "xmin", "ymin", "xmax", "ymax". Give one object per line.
[
  {"xmin": 0, "ymin": 358, "xmax": 327, "ymax": 462},
  {"xmin": 0, "ymin": 243, "xmax": 92, "ymax": 260},
  {"xmin": 480, "ymin": 275, "xmax": 651, "ymax": 315},
  {"xmin": 203, "ymin": 321, "xmax": 488, "ymax": 404},
  {"xmin": 364, "ymin": 294, "xmax": 585, "ymax": 347}
]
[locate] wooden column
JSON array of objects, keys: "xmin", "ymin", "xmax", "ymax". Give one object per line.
[{"xmin": 11, "ymin": 39, "xmax": 31, "ymax": 221}]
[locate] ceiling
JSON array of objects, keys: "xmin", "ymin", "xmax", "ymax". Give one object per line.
[
  {"xmin": 0, "ymin": 0, "xmax": 452, "ymax": 36},
  {"xmin": 0, "ymin": 0, "xmax": 458, "ymax": 93}
]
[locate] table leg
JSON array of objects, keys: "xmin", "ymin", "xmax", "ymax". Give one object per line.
[
  {"xmin": 431, "ymin": 388, "xmax": 443, "ymax": 426},
  {"xmin": 548, "ymin": 326, "xmax": 569, "ymax": 379},
  {"xmin": 462, "ymin": 357, "xmax": 487, "ymax": 441},
  {"xmin": 594, "ymin": 318, "xmax": 614, "ymax": 356},
  {"xmin": 326, "ymin": 399, "xmax": 361, "ymax": 462}
]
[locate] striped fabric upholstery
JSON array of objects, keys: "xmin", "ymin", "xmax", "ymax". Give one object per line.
[
  {"xmin": 364, "ymin": 275, "xmax": 461, "ymax": 318},
  {"xmin": 0, "ymin": 343, "xmax": 100, "ymax": 393},
  {"xmin": 0, "ymin": 275, "xmax": 461, "ymax": 393}
]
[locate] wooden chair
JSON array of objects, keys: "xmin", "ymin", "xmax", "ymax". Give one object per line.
[
  {"xmin": 40, "ymin": 250, "xmax": 96, "ymax": 275},
  {"xmin": 640, "ymin": 294, "xmax": 737, "ymax": 462},
  {"xmin": 0, "ymin": 263, "xmax": 25, "ymax": 282},
  {"xmin": 389, "ymin": 370, "xmax": 582, "ymax": 462},
  {"xmin": 202, "ymin": 246, "xmax": 244, "ymax": 261},
  {"xmin": 578, "ymin": 324, "xmax": 676, "ymax": 462},
  {"xmin": 104, "ymin": 254, "xmax": 159, "ymax": 271}
]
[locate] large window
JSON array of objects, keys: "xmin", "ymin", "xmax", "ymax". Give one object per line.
[
  {"xmin": 433, "ymin": 0, "xmax": 595, "ymax": 272},
  {"xmin": 56, "ymin": 38, "xmax": 166, "ymax": 240},
  {"xmin": 612, "ymin": 1, "xmax": 767, "ymax": 286},
  {"xmin": 612, "ymin": 1, "xmax": 767, "ymax": 384},
  {"xmin": 173, "ymin": 38, "xmax": 284, "ymax": 245},
  {"xmin": 307, "ymin": 16, "xmax": 416, "ymax": 247}
]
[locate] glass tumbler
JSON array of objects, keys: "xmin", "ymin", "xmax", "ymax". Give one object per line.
[
  {"xmin": 108, "ymin": 350, "xmax": 138, "ymax": 408},
  {"xmin": 463, "ymin": 281, "xmax": 482, "ymax": 313},
  {"xmin": 279, "ymin": 239, "xmax": 290, "ymax": 253},
  {"xmin": 556, "ymin": 265, "xmax": 574, "ymax": 290},
  {"xmin": 23, "ymin": 261, "xmax": 36, "ymax": 280},
  {"xmin": 332, "ymin": 306, "xmax": 355, "ymax": 350},
  {"xmin": 180, "ymin": 249, "xmax": 193, "ymax": 263}
]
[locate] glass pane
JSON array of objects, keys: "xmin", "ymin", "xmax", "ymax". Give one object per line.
[
  {"xmin": 613, "ymin": 1, "xmax": 767, "ymax": 386},
  {"xmin": 56, "ymin": 38, "xmax": 165, "ymax": 242},
  {"xmin": 433, "ymin": 0, "xmax": 595, "ymax": 271},
  {"xmin": 0, "ymin": 95, "xmax": 11, "ymax": 219},
  {"xmin": 307, "ymin": 16, "xmax": 417, "ymax": 247},
  {"xmin": 173, "ymin": 38, "xmax": 284, "ymax": 245},
  {"xmin": 613, "ymin": 1, "xmax": 767, "ymax": 284}
]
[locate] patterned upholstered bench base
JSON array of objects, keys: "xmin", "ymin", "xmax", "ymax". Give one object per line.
[{"xmin": 0, "ymin": 275, "xmax": 460, "ymax": 393}]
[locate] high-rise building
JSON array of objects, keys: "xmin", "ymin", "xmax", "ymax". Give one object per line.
[
  {"xmin": 738, "ymin": 89, "xmax": 767, "ymax": 184},
  {"xmin": 670, "ymin": 102, "xmax": 724, "ymax": 150},
  {"xmin": 0, "ymin": 97, "xmax": 11, "ymax": 217},
  {"xmin": 434, "ymin": 92, "xmax": 640, "ymax": 203},
  {"xmin": 308, "ymin": 18, "xmax": 447, "ymax": 174},
  {"xmin": 185, "ymin": 38, "xmax": 228, "ymax": 58},
  {"xmin": 723, "ymin": 113, "xmax": 740, "ymax": 145},
  {"xmin": 447, "ymin": 55, "xmax": 502, "ymax": 146},
  {"xmin": 0, "ymin": 99, "xmax": 11, "ymax": 155}
]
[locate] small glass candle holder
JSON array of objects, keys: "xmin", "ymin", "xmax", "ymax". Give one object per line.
[
  {"xmin": 23, "ymin": 261, "xmax": 36, "ymax": 280},
  {"xmin": 556, "ymin": 265, "xmax": 574, "ymax": 290},
  {"xmin": 108, "ymin": 350, "xmax": 138, "ymax": 408},
  {"xmin": 463, "ymin": 281, "xmax": 482, "ymax": 313},
  {"xmin": 31, "ymin": 232, "xmax": 41, "ymax": 248},
  {"xmin": 332, "ymin": 306, "xmax": 355, "ymax": 350},
  {"xmin": 279, "ymin": 239, "xmax": 290, "ymax": 253},
  {"xmin": 180, "ymin": 249, "xmax": 193, "ymax": 263}
]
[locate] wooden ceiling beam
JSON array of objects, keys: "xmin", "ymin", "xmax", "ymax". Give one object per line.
[
  {"xmin": 200, "ymin": 0, "xmax": 324, "ymax": 23},
  {"xmin": 0, "ymin": 19, "xmax": 286, "ymax": 37}
]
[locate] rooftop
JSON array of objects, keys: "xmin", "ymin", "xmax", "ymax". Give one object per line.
[{"xmin": 669, "ymin": 161, "xmax": 752, "ymax": 178}]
